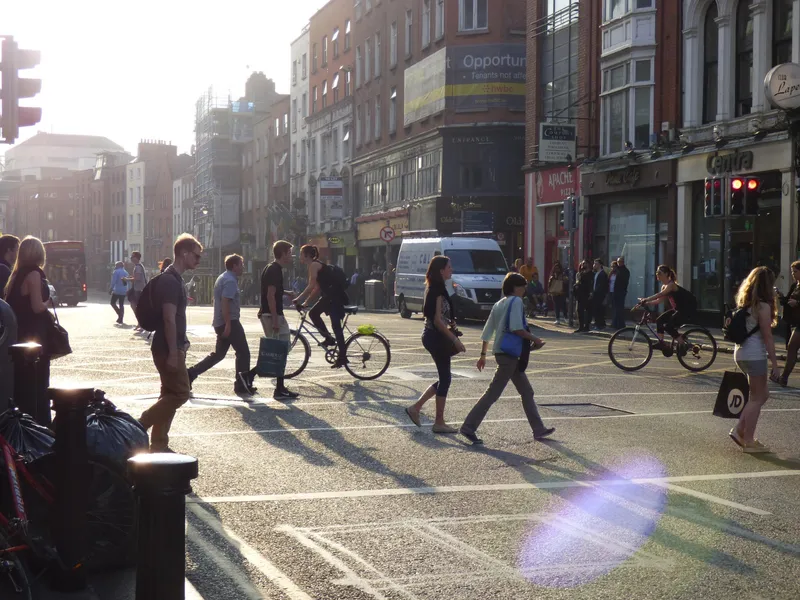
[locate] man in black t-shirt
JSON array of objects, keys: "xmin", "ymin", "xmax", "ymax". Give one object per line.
[{"xmin": 259, "ymin": 240, "xmax": 298, "ymax": 400}]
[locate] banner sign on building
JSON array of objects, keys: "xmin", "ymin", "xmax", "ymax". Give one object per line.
[
  {"xmin": 447, "ymin": 44, "xmax": 526, "ymax": 112},
  {"xmin": 534, "ymin": 165, "xmax": 580, "ymax": 205},
  {"xmin": 319, "ymin": 176, "xmax": 344, "ymax": 219},
  {"xmin": 404, "ymin": 44, "xmax": 526, "ymax": 126},
  {"xmin": 404, "ymin": 48, "xmax": 448, "ymax": 127},
  {"xmin": 539, "ymin": 123, "xmax": 577, "ymax": 164}
]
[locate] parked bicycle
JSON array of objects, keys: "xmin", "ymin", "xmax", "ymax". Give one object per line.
[
  {"xmin": 284, "ymin": 304, "xmax": 391, "ymax": 381},
  {"xmin": 0, "ymin": 410, "xmax": 137, "ymax": 598},
  {"xmin": 608, "ymin": 307, "xmax": 717, "ymax": 372}
]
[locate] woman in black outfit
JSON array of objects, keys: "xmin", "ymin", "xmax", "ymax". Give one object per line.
[
  {"xmin": 405, "ymin": 256, "xmax": 465, "ymax": 434},
  {"xmin": 574, "ymin": 260, "xmax": 593, "ymax": 332},
  {"xmin": 4, "ymin": 236, "xmax": 53, "ymax": 426},
  {"xmin": 777, "ymin": 260, "xmax": 800, "ymax": 386}
]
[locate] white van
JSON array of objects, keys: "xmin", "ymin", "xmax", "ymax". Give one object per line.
[{"xmin": 395, "ymin": 234, "xmax": 509, "ymax": 320}]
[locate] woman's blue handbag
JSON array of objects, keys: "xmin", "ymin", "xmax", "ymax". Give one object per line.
[{"xmin": 500, "ymin": 297, "xmax": 525, "ymax": 358}]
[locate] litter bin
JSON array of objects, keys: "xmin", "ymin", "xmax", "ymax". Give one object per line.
[{"xmin": 364, "ymin": 280, "xmax": 385, "ymax": 310}]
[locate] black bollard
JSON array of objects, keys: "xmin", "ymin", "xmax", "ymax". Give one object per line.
[
  {"xmin": 128, "ymin": 453, "xmax": 199, "ymax": 600},
  {"xmin": 49, "ymin": 386, "xmax": 93, "ymax": 591},
  {"xmin": 9, "ymin": 342, "xmax": 43, "ymax": 421}
]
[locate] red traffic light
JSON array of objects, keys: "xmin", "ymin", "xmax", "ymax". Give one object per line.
[
  {"xmin": 731, "ymin": 178, "xmax": 744, "ymax": 191},
  {"xmin": 747, "ymin": 178, "xmax": 759, "ymax": 191}
]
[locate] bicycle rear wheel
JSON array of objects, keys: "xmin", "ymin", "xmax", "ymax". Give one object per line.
[
  {"xmin": 343, "ymin": 333, "xmax": 391, "ymax": 380},
  {"xmin": 677, "ymin": 328, "xmax": 717, "ymax": 372},
  {"xmin": 284, "ymin": 330, "xmax": 311, "ymax": 379},
  {"xmin": 608, "ymin": 326, "xmax": 653, "ymax": 371},
  {"xmin": 0, "ymin": 529, "xmax": 33, "ymax": 600}
]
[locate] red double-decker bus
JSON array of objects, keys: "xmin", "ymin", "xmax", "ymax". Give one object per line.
[{"xmin": 43, "ymin": 241, "xmax": 87, "ymax": 306}]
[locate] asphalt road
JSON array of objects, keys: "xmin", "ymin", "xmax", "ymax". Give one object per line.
[{"xmin": 47, "ymin": 299, "xmax": 800, "ymax": 600}]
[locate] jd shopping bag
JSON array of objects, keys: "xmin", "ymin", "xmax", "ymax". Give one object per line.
[
  {"xmin": 257, "ymin": 336, "xmax": 289, "ymax": 378},
  {"xmin": 713, "ymin": 371, "xmax": 749, "ymax": 419}
]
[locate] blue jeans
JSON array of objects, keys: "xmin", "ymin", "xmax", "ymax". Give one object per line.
[{"xmin": 611, "ymin": 294, "xmax": 626, "ymax": 329}]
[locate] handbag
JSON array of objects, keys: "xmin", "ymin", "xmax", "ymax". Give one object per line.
[
  {"xmin": 548, "ymin": 278, "xmax": 564, "ymax": 295},
  {"xmin": 256, "ymin": 336, "xmax": 289, "ymax": 378},
  {"xmin": 499, "ymin": 296, "xmax": 524, "ymax": 358},
  {"xmin": 47, "ymin": 299, "xmax": 72, "ymax": 360},
  {"xmin": 713, "ymin": 370, "xmax": 749, "ymax": 418}
]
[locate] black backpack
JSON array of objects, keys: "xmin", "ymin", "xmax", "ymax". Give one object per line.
[
  {"xmin": 723, "ymin": 307, "xmax": 759, "ymax": 344},
  {"xmin": 134, "ymin": 273, "xmax": 165, "ymax": 332},
  {"xmin": 318, "ymin": 263, "xmax": 349, "ymax": 294}
]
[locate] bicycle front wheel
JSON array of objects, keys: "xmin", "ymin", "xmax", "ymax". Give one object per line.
[
  {"xmin": 344, "ymin": 333, "xmax": 391, "ymax": 380},
  {"xmin": 284, "ymin": 330, "xmax": 311, "ymax": 379},
  {"xmin": 677, "ymin": 328, "xmax": 717, "ymax": 372},
  {"xmin": 0, "ymin": 530, "xmax": 32, "ymax": 600},
  {"xmin": 608, "ymin": 326, "xmax": 653, "ymax": 371}
]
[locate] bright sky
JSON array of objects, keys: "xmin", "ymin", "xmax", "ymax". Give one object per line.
[{"xmin": 3, "ymin": 0, "xmax": 323, "ymax": 157}]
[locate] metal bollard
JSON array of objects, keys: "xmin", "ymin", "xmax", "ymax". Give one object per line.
[
  {"xmin": 49, "ymin": 386, "xmax": 93, "ymax": 591},
  {"xmin": 128, "ymin": 453, "xmax": 199, "ymax": 600},
  {"xmin": 9, "ymin": 342, "xmax": 43, "ymax": 421}
]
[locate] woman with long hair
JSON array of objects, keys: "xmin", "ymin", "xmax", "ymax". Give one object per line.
[
  {"xmin": 405, "ymin": 255, "xmax": 465, "ymax": 434},
  {"xmin": 776, "ymin": 260, "xmax": 800, "ymax": 386},
  {"xmin": 548, "ymin": 260, "xmax": 568, "ymax": 325},
  {"xmin": 729, "ymin": 267, "xmax": 779, "ymax": 453},
  {"xmin": 573, "ymin": 260, "xmax": 593, "ymax": 332},
  {"xmin": 159, "ymin": 257, "xmax": 173, "ymax": 273},
  {"xmin": 4, "ymin": 236, "xmax": 53, "ymax": 425},
  {"xmin": 460, "ymin": 273, "xmax": 554, "ymax": 445}
]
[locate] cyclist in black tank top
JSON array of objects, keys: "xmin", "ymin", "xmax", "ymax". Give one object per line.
[{"xmin": 638, "ymin": 265, "xmax": 697, "ymax": 356}]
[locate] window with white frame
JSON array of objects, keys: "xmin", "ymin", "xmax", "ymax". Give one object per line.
[
  {"xmin": 343, "ymin": 127, "xmax": 351, "ymax": 160},
  {"xmin": 301, "ymin": 140, "xmax": 307, "ymax": 172},
  {"xmin": 389, "ymin": 87, "xmax": 397, "ymax": 134},
  {"xmin": 292, "ymin": 99, "xmax": 297, "ymax": 131},
  {"xmin": 346, "ymin": 70, "xmax": 352, "ymax": 96},
  {"xmin": 604, "ymin": 0, "xmax": 652, "ymax": 21},
  {"xmin": 302, "ymin": 93, "xmax": 308, "ymax": 118},
  {"xmin": 405, "ymin": 10, "xmax": 413, "ymax": 56},
  {"xmin": 375, "ymin": 96, "xmax": 382, "ymax": 139},
  {"xmin": 459, "ymin": 0, "xmax": 488, "ymax": 32},
  {"xmin": 356, "ymin": 105, "xmax": 363, "ymax": 146},
  {"xmin": 390, "ymin": 22, "xmax": 398, "ymax": 67},
  {"xmin": 333, "ymin": 128, "xmax": 340, "ymax": 162},
  {"xmin": 332, "ymin": 28, "xmax": 340, "ymax": 58},
  {"xmin": 292, "ymin": 60, "xmax": 297, "ymax": 85},
  {"xmin": 345, "ymin": 19, "xmax": 352, "ymax": 50},
  {"xmin": 302, "ymin": 53, "xmax": 307, "ymax": 78},
  {"xmin": 601, "ymin": 59, "xmax": 653, "ymax": 154},
  {"xmin": 435, "ymin": 0, "xmax": 444, "ymax": 38},
  {"xmin": 356, "ymin": 46, "xmax": 363, "ymax": 87},
  {"xmin": 365, "ymin": 39, "xmax": 372, "ymax": 82},
  {"xmin": 322, "ymin": 35, "xmax": 328, "ymax": 66},
  {"xmin": 313, "ymin": 86, "xmax": 318, "ymax": 113},
  {"xmin": 323, "ymin": 81, "xmax": 328, "ymax": 109},
  {"xmin": 374, "ymin": 32, "xmax": 381, "ymax": 78},
  {"xmin": 292, "ymin": 143, "xmax": 297, "ymax": 174},
  {"xmin": 422, "ymin": 0, "xmax": 431, "ymax": 47},
  {"xmin": 366, "ymin": 101, "xmax": 372, "ymax": 142},
  {"xmin": 322, "ymin": 133, "xmax": 329, "ymax": 166},
  {"xmin": 333, "ymin": 72, "xmax": 341, "ymax": 103}
]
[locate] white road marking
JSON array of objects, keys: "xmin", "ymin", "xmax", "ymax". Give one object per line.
[
  {"xmin": 188, "ymin": 503, "xmax": 313, "ymax": 600},
  {"xmin": 188, "ymin": 468, "xmax": 800, "ymax": 505},
  {"xmin": 187, "ymin": 524, "xmax": 262, "ymax": 599},
  {"xmin": 652, "ymin": 483, "xmax": 771, "ymax": 515},
  {"xmin": 170, "ymin": 407, "xmax": 800, "ymax": 438},
  {"xmin": 184, "ymin": 579, "xmax": 205, "ymax": 600}
]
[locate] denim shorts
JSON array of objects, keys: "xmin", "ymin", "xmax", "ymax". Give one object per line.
[{"xmin": 735, "ymin": 358, "xmax": 768, "ymax": 377}]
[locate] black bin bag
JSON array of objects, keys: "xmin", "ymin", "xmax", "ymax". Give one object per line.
[
  {"xmin": 0, "ymin": 407, "xmax": 55, "ymax": 462},
  {"xmin": 85, "ymin": 391, "xmax": 149, "ymax": 467}
]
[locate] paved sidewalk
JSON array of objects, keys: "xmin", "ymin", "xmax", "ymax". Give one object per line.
[{"xmin": 528, "ymin": 317, "xmax": 791, "ymax": 360}]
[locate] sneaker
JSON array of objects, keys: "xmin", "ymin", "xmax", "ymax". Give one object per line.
[
  {"xmin": 534, "ymin": 426, "xmax": 556, "ymax": 440},
  {"xmin": 331, "ymin": 357, "xmax": 349, "ymax": 369},
  {"xmin": 236, "ymin": 372, "xmax": 256, "ymax": 395},
  {"xmin": 274, "ymin": 388, "xmax": 299, "ymax": 400},
  {"xmin": 321, "ymin": 337, "xmax": 337, "ymax": 347},
  {"xmin": 459, "ymin": 426, "xmax": 483, "ymax": 445},
  {"xmin": 677, "ymin": 342, "xmax": 689, "ymax": 358},
  {"xmin": 742, "ymin": 440, "xmax": 771, "ymax": 454}
]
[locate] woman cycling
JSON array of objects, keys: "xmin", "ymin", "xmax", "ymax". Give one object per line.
[{"xmin": 637, "ymin": 265, "xmax": 697, "ymax": 357}]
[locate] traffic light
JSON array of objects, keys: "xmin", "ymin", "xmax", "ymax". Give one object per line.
[
  {"xmin": 745, "ymin": 177, "xmax": 760, "ymax": 216},
  {"xmin": 567, "ymin": 195, "xmax": 578, "ymax": 230},
  {"xmin": 561, "ymin": 197, "xmax": 574, "ymax": 231},
  {"xmin": 559, "ymin": 204, "xmax": 566, "ymax": 229},
  {"xmin": 704, "ymin": 177, "xmax": 724, "ymax": 217},
  {"xmin": 1, "ymin": 36, "xmax": 42, "ymax": 144},
  {"xmin": 729, "ymin": 177, "xmax": 745, "ymax": 216}
]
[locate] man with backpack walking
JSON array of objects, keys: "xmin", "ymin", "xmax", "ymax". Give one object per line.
[
  {"xmin": 126, "ymin": 251, "xmax": 148, "ymax": 333},
  {"xmin": 186, "ymin": 253, "xmax": 258, "ymax": 396},
  {"xmin": 295, "ymin": 245, "xmax": 350, "ymax": 369},
  {"xmin": 137, "ymin": 234, "xmax": 203, "ymax": 452}
]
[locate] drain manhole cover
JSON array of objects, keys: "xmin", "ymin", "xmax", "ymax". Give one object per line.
[{"xmin": 539, "ymin": 403, "xmax": 632, "ymax": 417}]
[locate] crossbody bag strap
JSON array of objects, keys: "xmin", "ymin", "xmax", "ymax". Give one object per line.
[
  {"xmin": 49, "ymin": 297, "xmax": 60, "ymax": 325},
  {"xmin": 505, "ymin": 296, "xmax": 518, "ymax": 332}
]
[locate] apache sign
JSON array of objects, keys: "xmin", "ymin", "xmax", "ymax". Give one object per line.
[{"xmin": 534, "ymin": 166, "xmax": 580, "ymax": 205}]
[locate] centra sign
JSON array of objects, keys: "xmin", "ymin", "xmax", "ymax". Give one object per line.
[{"xmin": 706, "ymin": 150, "xmax": 754, "ymax": 176}]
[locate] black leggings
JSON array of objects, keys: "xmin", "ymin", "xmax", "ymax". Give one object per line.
[
  {"xmin": 656, "ymin": 309, "xmax": 687, "ymax": 338},
  {"xmin": 310, "ymin": 297, "xmax": 347, "ymax": 356},
  {"xmin": 110, "ymin": 294, "xmax": 125, "ymax": 320},
  {"xmin": 422, "ymin": 328, "xmax": 452, "ymax": 397}
]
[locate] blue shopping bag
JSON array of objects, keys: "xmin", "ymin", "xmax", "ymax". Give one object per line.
[{"xmin": 257, "ymin": 336, "xmax": 289, "ymax": 378}]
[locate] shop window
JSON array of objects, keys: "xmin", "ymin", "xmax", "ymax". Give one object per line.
[
  {"xmin": 703, "ymin": 3, "xmax": 719, "ymax": 124},
  {"xmin": 735, "ymin": 0, "xmax": 753, "ymax": 117},
  {"xmin": 773, "ymin": 0, "xmax": 793, "ymax": 67}
]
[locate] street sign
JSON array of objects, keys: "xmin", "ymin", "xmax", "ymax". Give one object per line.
[
  {"xmin": 379, "ymin": 226, "xmax": 395, "ymax": 243},
  {"xmin": 319, "ymin": 176, "xmax": 344, "ymax": 219},
  {"xmin": 764, "ymin": 63, "xmax": 800, "ymax": 111}
]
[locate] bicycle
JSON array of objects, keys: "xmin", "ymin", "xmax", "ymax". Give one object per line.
[
  {"xmin": 607, "ymin": 307, "xmax": 717, "ymax": 372},
  {"xmin": 0, "ymin": 411, "xmax": 137, "ymax": 599},
  {"xmin": 284, "ymin": 303, "xmax": 391, "ymax": 381}
]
